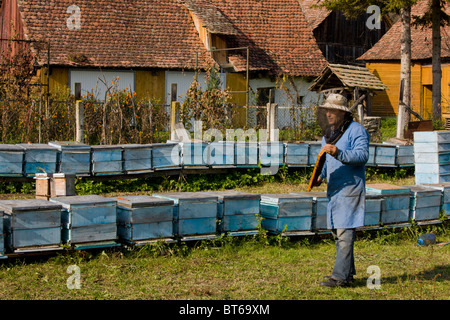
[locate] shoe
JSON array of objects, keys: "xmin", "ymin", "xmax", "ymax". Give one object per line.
[
  {"xmin": 319, "ymin": 277, "xmax": 349, "ymax": 287},
  {"xmin": 323, "ymin": 275, "xmax": 354, "ymax": 283}
]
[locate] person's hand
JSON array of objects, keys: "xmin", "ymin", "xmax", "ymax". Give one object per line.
[
  {"xmin": 322, "ymin": 144, "xmax": 339, "ymax": 157},
  {"xmin": 315, "ymin": 176, "xmax": 323, "ymax": 187}
]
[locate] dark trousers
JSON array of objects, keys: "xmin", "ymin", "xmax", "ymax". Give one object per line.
[{"xmin": 331, "ymin": 228, "xmax": 356, "ymax": 282}]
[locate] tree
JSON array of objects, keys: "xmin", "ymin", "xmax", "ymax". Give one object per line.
[
  {"xmin": 319, "ymin": 0, "xmax": 417, "ymax": 139},
  {"xmin": 413, "ymin": 0, "xmax": 450, "ymax": 124}
]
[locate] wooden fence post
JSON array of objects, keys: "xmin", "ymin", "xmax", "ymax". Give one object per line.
[
  {"xmin": 170, "ymin": 101, "xmax": 180, "ymax": 141},
  {"xmin": 266, "ymin": 103, "xmax": 278, "ymax": 142},
  {"xmin": 75, "ymin": 100, "xmax": 84, "ymax": 143}
]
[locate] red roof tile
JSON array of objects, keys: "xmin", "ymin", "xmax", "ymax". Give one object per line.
[
  {"xmin": 298, "ymin": 0, "xmax": 331, "ymax": 30},
  {"xmin": 192, "ymin": 0, "xmax": 327, "ymax": 76},
  {"xmin": 17, "ymin": 0, "xmax": 326, "ymax": 76},
  {"xmin": 359, "ymin": 0, "xmax": 450, "ymax": 61}
]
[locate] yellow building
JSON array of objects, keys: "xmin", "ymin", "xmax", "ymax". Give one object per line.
[{"xmin": 359, "ymin": 0, "xmax": 450, "ymax": 121}]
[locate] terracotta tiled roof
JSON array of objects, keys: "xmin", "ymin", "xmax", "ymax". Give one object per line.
[
  {"xmin": 298, "ymin": 0, "xmax": 331, "ymax": 30},
  {"xmin": 18, "ymin": 0, "xmax": 209, "ymax": 69},
  {"xmin": 17, "ymin": 0, "xmax": 326, "ymax": 76},
  {"xmin": 193, "ymin": 0, "xmax": 327, "ymax": 77},
  {"xmin": 359, "ymin": 0, "xmax": 450, "ymax": 61}
]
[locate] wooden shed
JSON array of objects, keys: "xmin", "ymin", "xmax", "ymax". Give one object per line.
[{"xmin": 309, "ymin": 63, "xmax": 387, "ymax": 117}]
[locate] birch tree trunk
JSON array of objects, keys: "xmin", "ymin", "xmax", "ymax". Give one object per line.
[
  {"xmin": 432, "ymin": 0, "xmax": 442, "ymax": 123},
  {"xmin": 397, "ymin": 6, "xmax": 412, "ymax": 139}
]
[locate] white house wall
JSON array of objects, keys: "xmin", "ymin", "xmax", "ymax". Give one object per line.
[
  {"xmin": 248, "ymin": 77, "xmax": 321, "ymax": 129},
  {"xmin": 69, "ymin": 69, "xmax": 136, "ymax": 100},
  {"xmin": 164, "ymin": 70, "xmax": 226, "ymax": 105}
]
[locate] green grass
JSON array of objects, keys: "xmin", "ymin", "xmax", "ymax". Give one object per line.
[
  {"xmin": 0, "ymin": 166, "xmax": 447, "ymax": 301},
  {"xmin": 0, "ymin": 223, "xmax": 448, "ymax": 300}
]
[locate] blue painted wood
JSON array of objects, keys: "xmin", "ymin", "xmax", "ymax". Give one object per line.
[
  {"xmin": 365, "ymin": 184, "xmax": 410, "ymax": 195},
  {"xmin": 48, "ymin": 141, "xmax": 91, "ymax": 176},
  {"xmin": 0, "ymin": 199, "xmax": 62, "ymax": 250},
  {"xmin": 260, "ymin": 194, "xmax": 313, "ymax": 233},
  {"xmin": 291, "ymin": 191, "xmax": 328, "ymax": 230},
  {"xmin": 414, "ymin": 131, "xmax": 450, "ymax": 143},
  {"xmin": 308, "ymin": 142, "xmax": 322, "ymax": 167},
  {"xmin": 151, "ymin": 143, "xmax": 181, "ymax": 170},
  {"xmin": 405, "ymin": 185, "xmax": 441, "ymax": 221},
  {"xmin": 415, "ymin": 163, "xmax": 450, "ymax": 174},
  {"xmin": 367, "ymin": 145, "xmax": 376, "ymax": 166},
  {"xmin": 414, "ymin": 151, "xmax": 450, "ymax": 164},
  {"xmin": 259, "ymin": 142, "xmax": 284, "ymax": 167},
  {"xmin": 181, "ymin": 142, "xmax": 208, "ymax": 167},
  {"xmin": 201, "ymin": 191, "xmax": 260, "ymax": 233},
  {"xmin": 17, "ymin": 143, "xmax": 58, "ymax": 176},
  {"xmin": 396, "ymin": 145, "xmax": 414, "ymax": 167},
  {"xmin": 285, "ymin": 143, "xmax": 309, "ymax": 167},
  {"xmin": 419, "ymin": 183, "xmax": 450, "ymax": 218},
  {"xmin": 235, "ymin": 142, "xmax": 259, "ymax": 167},
  {"xmin": 90, "ymin": 145, "xmax": 123, "ymax": 175},
  {"xmin": 50, "ymin": 195, "xmax": 117, "ymax": 245},
  {"xmin": 374, "ymin": 144, "xmax": 397, "ymax": 166},
  {"xmin": 116, "ymin": 195, "xmax": 174, "ymax": 242},
  {"xmin": 0, "ymin": 144, "xmax": 24, "ymax": 176},
  {"xmin": 120, "ymin": 144, "xmax": 153, "ymax": 174},
  {"xmin": 414, "ymin": 142, "xmax": 450, "ymax": 154},
  {"xmin": 207, "ymin": 142, "xmax": 235, "ymax": 167},
  {"xmin": 152, "ymin": 192, "xmax": 218, "ymax": 237},
  {"xmin": 365, "ymin": 193, "xmax": 382, "ymax": 226},
  {"xmin": 365, "ymin": 186, "xmax": 411, "ymax": 220},
  {"xmin": 0, "ymin": 211, "xmax": 4, "ymax": 254}
]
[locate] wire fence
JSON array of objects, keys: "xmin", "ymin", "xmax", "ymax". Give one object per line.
[{"xmin": 0, "ymin": 98, "xmax": 321, "ymax": 145}]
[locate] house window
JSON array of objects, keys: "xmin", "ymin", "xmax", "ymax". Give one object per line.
[{"xmin": 256, "ymin": 87, "xmax": 275, "ymax": 106}]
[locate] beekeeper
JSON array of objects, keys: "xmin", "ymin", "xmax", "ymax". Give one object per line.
[{"xmin": 314, "ymin": 93, "xmax": 370, "ymax": 287}]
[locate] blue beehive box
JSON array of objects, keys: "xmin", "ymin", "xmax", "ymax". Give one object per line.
[
  {"xmin": 151, "ymin": 143, "xmax": 181, "ymax": 170},
  {"xmin": 50, "ymin": 195, "xmax": 118, "ymax": 249},
  {"xmin": 17, "ymin": 143, "xmax": 58, "ymax": 176},
  {"xmin": 201, "ymin": 191, "xmax": 260, "ymax": 235},
  {"xmin": 364, "ymin": 193, "xmax": 383, "ymax": 227},
  {"xmin": 307, "ymin": 142, "xmax": 322, "ymax": 167},
  {"xmin": 292, "ymin": 191, "xmax": 328, "ymax": 231},
  {"xmin": 116, "ymin": 195, "xmax": 175, "ymax": 245},
  {"xmin": 120, "ymin": 144, "xmax": 153, "ymax": 174},
  {"xmin": 181, "ymin": 142, "xmax": 209, "ymax": 168},
  {"xmin": 90, "ymin": 145, "xmax": 123, "ymax": 175},
  {"xmin": 414, "ymin": 131, "xmax": 450, "ymax": 184},
  {"xmin": 48, "ymin": 141, "xmax": 91, "ymax": 176},
  {"xmin": 235, "ymin": 142, "xmax": 259, "ymax": 167},
  {"xmin": 366, "ymin": 184, "xmax": 411, "ymax": 225},
  {"xmin": 260, "ymin": 193, "xmax": 313, "ymax": 234},
  {"xmin": 419, "ymin": 183, "xmax": 450, "ymax": 219},
  {"xmin": 374, "ymin": 143, "xmax": 397, "ymax": 167},
  {"xmin": 0, "ymin": 211, "xmax": 5, "ymax": 258},
  {"xmin": 0, "ymin": 199, "xmax": 62, "ymax": 253},
  {"xmin": 153, "ymin": 192, "xmax": 218, "ymax": 240},
  {"xmin": 396, "ymin": 145, "xmax": 414, "ymax": 167},
  {"xmin": 0, "ymin": 144, "xmax": 24, "ymax": 176},
  {"xmin": 366, "ymin": 145, "xmax": 376, "ymax": 167},
  {"xmin": 259, "ymin": 142, "xmax": 284, "ymax": 167},
  {"xmin": 285, "ymin": 143, "xmax": 309, "ymax": 167},
  {"xmin": 207, "ymin": 141, "xmax": 235, "ymax": 168},
  {"xmin": 404, "ymin": 185, "xmax": 442, "ymax": 222}
]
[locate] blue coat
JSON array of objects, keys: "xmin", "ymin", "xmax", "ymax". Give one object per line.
[{"xmin": 319, "ymin": 121, "xmax": 370, "ymax": 229}]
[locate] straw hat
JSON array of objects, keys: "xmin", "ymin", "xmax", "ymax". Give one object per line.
[{"xmin": 319, "ymin": 93, "xmax": 350, "ymax": 112}]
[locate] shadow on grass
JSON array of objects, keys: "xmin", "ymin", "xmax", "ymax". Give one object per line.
[{"xmin": 350, "ymin": 264, "xmax": 450, "ymax": 288}]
